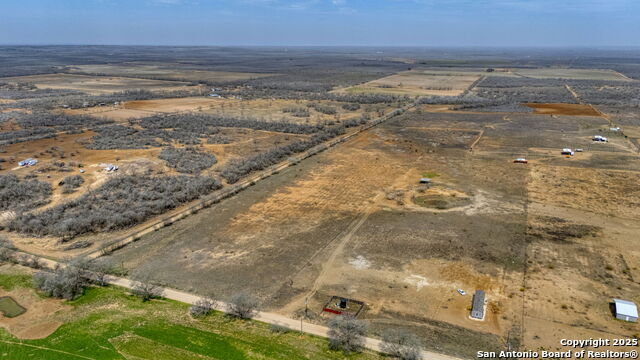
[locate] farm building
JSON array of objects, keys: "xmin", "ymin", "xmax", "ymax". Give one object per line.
[
  {"xmin": 18, "ymin": 158, "xmax": 38, "ymax": 167},
  {"xmin": 419, "ymin": 178, "xmax": 431, "ymax": 184},
  {"xmin": 613, "ymin": 299, "xmax": 638, "ymax": 322},
  {"xmin": 561, "ymin": 148, "xmax": 574, "ymax": 156},
  {"xmin": 470, "ymin": 290, "xmax": 486, "ymax": 320},
  {"xmin": 593, "ymin": 135, "xmax": 608, "ymax": 142}
]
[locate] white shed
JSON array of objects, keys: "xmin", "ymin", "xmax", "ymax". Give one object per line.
[{"xmin": 613, "ymin": 299, "xmax": 638, "ymax": 322}]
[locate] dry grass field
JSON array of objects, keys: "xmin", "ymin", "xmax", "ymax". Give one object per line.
[
  {"xmin": 69, "ymin": 97, "xmax": 389, "ymax": 125},
  {"xmin": 512, "ymin": 68, "xmax": 631, "ymax": 80},
  {"xmin": 339, "ymin": 70, "xmax": 480, "ymax": 96},
  {"xmin": 64, "ymin": 63, "xmax": 275, "ymax": 82},
  {"xmin": 0, "ymin": 73, "xmax": 196, "ymax": 95},
  {"xmin": 101, "ymin": 104, "xmax": 640, "ymax": 357}
]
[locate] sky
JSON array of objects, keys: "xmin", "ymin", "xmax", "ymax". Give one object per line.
[{"xmin": 1, "ymin": 0, "xmax": 640, "ymax": 47}]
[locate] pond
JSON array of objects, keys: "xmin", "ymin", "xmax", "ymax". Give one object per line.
[{"xmin": 0, "ymin": 296, "xmax": 26, "ymax": 318}]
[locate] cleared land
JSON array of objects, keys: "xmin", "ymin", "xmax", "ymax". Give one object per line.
[
  {"xmin": 64, "ymin": 63, "xmax": 275, "ymax": 82},
  {"xmin": 340, "ymin": 70, "xmax": 480, "ymax": 96},
  {"xmin": 512, "ymin": 68, "xmax": 631, "ymax": 80},
  {"xmin": 525, "ymin": 103, "xmax": 602, "ymax": 116},
  {"xmin": 0, "ymin": 73, "xmax": 195, "ymax": 95},
  {"xmin": 69, "ymin": 97, "xmax": 383, "ymax": 125},
  {"xmin": 107, "ymin": 106, "xmax": 640, "ymax": 357}
]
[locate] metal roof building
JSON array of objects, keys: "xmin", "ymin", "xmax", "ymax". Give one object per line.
[
  {"xmin": 471, "ymin": 290, "xmax": 485, "ymax": 320},
  {"xmin": 613, "ymin": 299, "xmax": 638, "ymax": 322}
]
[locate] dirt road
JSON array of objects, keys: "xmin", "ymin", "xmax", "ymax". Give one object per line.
[
  {"xmin": 20, "ymin": 253, "xmax": 461, "ymax": 360},
  {"xmin": 107, "ymin": 275, "xmax": 462, "ymax": 360}
]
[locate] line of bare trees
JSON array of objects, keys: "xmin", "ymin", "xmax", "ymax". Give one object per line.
[
  {"xmin": 221, "ymin": 126, "xmax": 346, "ymax": 183},
  {"xmin": 9, "ymin": 175, "xmax": 221, "ymax": 237}
]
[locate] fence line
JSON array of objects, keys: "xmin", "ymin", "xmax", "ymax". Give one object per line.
[{"xmin": 86, "ymin": 104, "xmax": 414, "ymax": 259}]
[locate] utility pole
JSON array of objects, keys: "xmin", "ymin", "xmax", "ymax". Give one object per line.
[{"xmin": 305, "ymin": 297, "xmax": 308, "ymax": 318}]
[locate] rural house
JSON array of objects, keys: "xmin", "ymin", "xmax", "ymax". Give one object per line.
[{"xmin": 470, "ymin": 290, "xmax": 486, "ymax": 320}]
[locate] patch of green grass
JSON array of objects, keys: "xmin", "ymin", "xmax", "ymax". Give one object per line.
[
  {"xmin": 0, "ymin": 273, "xmax": 380, "ymax": 360},
  {"xmin": 422, "ymin": 172, "xmax": 440, "ymax": 178},
  {"xmin": 0, "ymin": 273, "xmax": 32, "ymax": 291},
  {"xmin": 111, "ymin": 334, "xmax": 221, "ymax": 360}
]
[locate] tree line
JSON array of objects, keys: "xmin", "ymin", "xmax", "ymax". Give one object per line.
[{"xmin": 9, "ymin": 175, "xmax": 221, "ymax": 237}]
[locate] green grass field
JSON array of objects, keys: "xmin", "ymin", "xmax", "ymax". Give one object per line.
[{"xmin": 0, "ymin": 269, "xmax": 382, "ymax": 360}]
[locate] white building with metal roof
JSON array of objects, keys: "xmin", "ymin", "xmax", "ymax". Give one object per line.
[{"xmin": 613, "ymin": 299, "xmax": 638, "ymax": 322}]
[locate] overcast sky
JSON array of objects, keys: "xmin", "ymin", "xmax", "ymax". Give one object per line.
[{"xmin": 2, "ymin": 0, "xmax": 639, "ymax": 47}]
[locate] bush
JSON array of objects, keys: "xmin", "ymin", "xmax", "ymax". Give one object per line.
[
  {"xmin": 327, "ymin": 315, "xmax": 368, "ymax": 354},
  {"xmin": 308, "ymin": 103, "xmax": 337, "ymax": 115},
  {"xmin": 270, "ymin": 324, "xmax": 291, "ymax": 334},
  {"xmin": 33, "ymin": 263, "xmax": 87, "ymax": 300},
  {"xmin": 227, "ymin": 293, "xmax": 259, "ymax": 319},
  {"xmin": 189, "ymin": 297, "xmax": 216, "ymax": 317},
  {"xmin": 283, "ymin": 107, "xmax": 310, "ymax": 117},
  {"xmin": 60, "ymin": 175, "xmax": 84, "ymax": 193},
  {"xmin": 342, "ymin": 103, "xmax": 361, "ymax": 111},
  {"xmin": 0, "ymin": 127, "xmax": 57, "ymax": 146},
  {"xmin": 130, "ymin": 272, "xmax": 163, "ymax": 301},
  {"xmin": 89, "ymin": 257, "xmax": 115, "ymax": 286},
  {"xmin": 87, "ymin": 125, "xmax": 163, "ymax": 150},
  {"xmin": 140, "ymin": 113, "xmax": 321, "ymax": 135},
  {"xmin": 10, "ymin": 175, "xmax": 221, "ymax": 237},
  {"xmin": 0, "ymin": 237, "xmax": 15, "ymax": 262},
  {"xmin": 17, "ymin": 254, "xmax": 44, "ymax": 269},
  {"xmin": 87, "ymin": 113, "xmax": 324, "ymax": 150},
  {"xmin": 159, "ymin": 147, "xmax": 217, "ymax": 174},
  {"xmin": 207, "ymin": 134, "xmax": 231, "ymax": 144},
  {"xmin": 0, "ymin": 174, "xmax": 52, "ymax": 211},
  {"xmin": 17, "ymin": 112, "xmax": 112, "ymax": 128},
  {"xmin": 381, "ymin": 329, "xmax": 424, "ymax": 360}
]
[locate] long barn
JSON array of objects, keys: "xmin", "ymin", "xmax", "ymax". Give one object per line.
[{"xmin": 471, "ymin": 290, "xmax": 486, "ymax": 320}]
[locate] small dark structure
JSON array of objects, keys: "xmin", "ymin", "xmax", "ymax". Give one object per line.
[
  {"xmin": 339, "ymin": 298, "xmax": 348, "ymax": 309},
  {"xmin": 322, "ymin": 296, "xmax": 365, "ymax": 317},
  {"xmin": 419, "ymin": 178, "xmax": 431, "ymax": 184},
  {"xmin": 470, "ymin": 290, "xmax": 486, "ymax": 320}
]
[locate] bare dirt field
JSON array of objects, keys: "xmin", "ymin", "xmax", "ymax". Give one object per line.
[
  {"xmin": 512, "ymin": 68, "xmax": 631, "ymax": 81},
  {"xmin": 64, "ymin": 63, "xmax": 275, "ymax": 82},
  {"xmin": 107, "ymin": 110, "xmax": 523, "ymax": 357},
  {"xmin": 0, "ymin": 266, "xmax": 68, "ymax": 340},
  {"xmin": 526, "ymin": 103, "xmax": 602, "ymax": 116},
  {"xmin": 71, "ymin": 97, "xmax": 388, "ymax": 125},
  {"xmin": 0, "ymin": 73, "xmax": 195, "ymax": 95},
  {"xmin": 339, "ymin": 70, "xmax": 480, "ymax": 96},
  {"xmin": 103, "ymin": 105, "xmax": 640, "ymax": 357}
]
